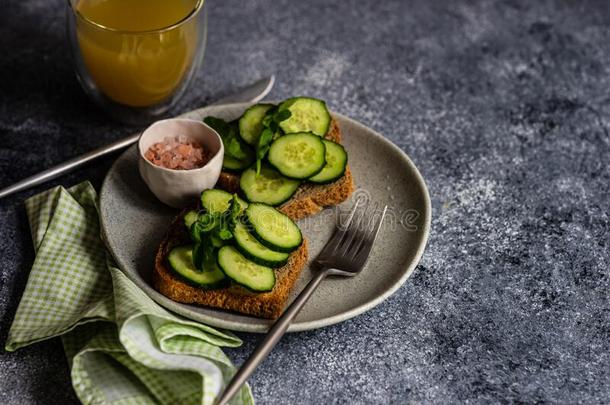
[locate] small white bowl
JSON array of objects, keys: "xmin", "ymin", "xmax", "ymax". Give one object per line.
[{"xmin": 138, "ymin": 118, "xmax": 224, "ymax": 208}]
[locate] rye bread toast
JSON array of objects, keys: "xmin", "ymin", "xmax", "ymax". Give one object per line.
[
  {"xmin": 153, "ymin": 209, "xmax": 309, "ymax": 319},
  {"xmin": 217, "ymin": 118, "xmax": 355, "ymax": 220}
]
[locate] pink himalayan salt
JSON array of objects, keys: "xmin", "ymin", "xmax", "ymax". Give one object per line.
[{"xmin": 145, "ymin": 135, "xmax": 209, "ymax": 170}]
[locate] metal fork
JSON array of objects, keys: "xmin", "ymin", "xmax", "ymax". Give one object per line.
[{"xmin": 216, "ymin": 198, "xmax": 388, "ymax": 405}]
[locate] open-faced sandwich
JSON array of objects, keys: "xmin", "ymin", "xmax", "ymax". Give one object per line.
[
  {"xmin": 154, "ymin": 190, "xmax": 308, "ymax": 318},
  {"xmin": 205, "ymin": 97, "xmax": 355, "ymax": 220},
  {"xmin": 153, "ymin": 97, "xmax": 354, "ymax": 318}
]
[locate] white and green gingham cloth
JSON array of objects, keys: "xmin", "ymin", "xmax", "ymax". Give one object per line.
[{"xmin": 5, "ymin": 182, "xmax": 253, "ymax": 405}]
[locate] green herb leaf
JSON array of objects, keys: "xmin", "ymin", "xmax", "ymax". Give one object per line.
[
  {"xmin": 192, "ymin": 241, "xmax": 204, "ymax": 269},
  {"xmin": 198, "ymin": 213, "xmax": 220, "ymax": 232},
  {"xmin": 226, "ymin": 136, "xmax": 248, "ymax": 160},
  {"xmin": 261, "ymin": 111, "xmax": 274, "ymax": 128},
  {"xmin": 227, "ymin": 194, "xmax": 241, "ymax": 228},
  {"xmin": 203, "ymin": 241, "xmax": 217, "ymax": 270},
  {"xmin": 274, "ymin": 109, "xmax": 291, "ymax": 123},
  {"xmin": 190, "ymin": 221, "xmax": 205, "ymax": 243},
  {"xmin": 204, "ymin": 116, "xmax": 252, "ymax": 161},
  {"xmin": 253, "ymin": 109, "xmax": 292, "ymax": 174},
  {"xmin": 188, "ymin": 194, "xmax": 247, "ymax": 271},
  {"xmin": 255, "ymin": 128, "xmax": 274, "ymax": 174},
  {"xmin": 204, "ymin": 116, "xmax": 231, "ymax": 136},
  {"xmin": 192, "ymin": 237, "xmax": 218, "ymax": 271}
]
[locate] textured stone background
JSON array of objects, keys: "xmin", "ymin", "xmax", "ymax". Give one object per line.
[{"xmin": 1, "ymin": 0, "xmax": 609, "ymax": 403}]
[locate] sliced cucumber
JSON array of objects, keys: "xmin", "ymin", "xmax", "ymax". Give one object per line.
[
  {"xmin": 223, "ymin": 151, "xmax": 254, "ymax": 172},
  {"xmin": 267, "ymin": 132, "xmax": 326, "ymax": 179},
  {"xmin": 168, "ymin": 245, "xmax": 227, "ymax": 289},
  {"xmin": 278, "ymin": 97, "xmax": 331, "ymax": 136},
  {"xmin": 184, "ymin": 210, "xmax": 199, "ymax": 229},
  {"xmin": 245, "ymin": 203, "xmax": 302, "ymax": 252},
  {"xmin": 217, "ymin": 246, "xmax": 276, "ymax": 292},
  {"xmin": 238, "ymin": 104, "xmax": 275, "ymax": 145},
  {"xmin": 200, "ymin": 189, "xmax": 248, "ymax": 215},
  {"xmin": 308, "ymin": 139, "xmax": 348, "ymax": 184},
  {"xmin": 233, "ymin": 221, "xmax": 290, "ymax": 267},
  {"xmin": 239, "ymin": 165, "xmax": 300, "ymax": 206}
]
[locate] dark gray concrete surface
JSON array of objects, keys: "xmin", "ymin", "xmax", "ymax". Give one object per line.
[{"xmin": 1, "ymin": 0, "xmax": 609, "ymax": 403}]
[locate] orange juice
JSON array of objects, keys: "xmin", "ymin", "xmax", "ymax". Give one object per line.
[{"xmin": 75, "ymin": 0, "xmax": 201, "ymax": 107}]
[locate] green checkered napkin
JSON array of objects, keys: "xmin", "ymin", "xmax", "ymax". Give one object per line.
[{"xmin": 5, "ymin": 182, "xmax": 254, "ymax": 405}]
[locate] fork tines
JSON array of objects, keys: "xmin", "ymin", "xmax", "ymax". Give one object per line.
[{"xmin": 316, "ymin": 196, "xmax": 387, "ymax": 273}]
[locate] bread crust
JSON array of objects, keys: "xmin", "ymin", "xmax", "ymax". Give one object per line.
[{"xmin": 153, "ymin": 210, "xmax": 309, "ymax": 319}]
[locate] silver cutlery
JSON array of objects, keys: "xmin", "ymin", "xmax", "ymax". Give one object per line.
[
  {"xmin": 0, "ymin": 75, "xmax": 275, "ymax": 200},
  {"xmin": 216, "ymin": 198, "xmax": 388, "ymax": 405}
]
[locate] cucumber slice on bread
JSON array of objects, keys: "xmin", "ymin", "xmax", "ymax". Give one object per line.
[
  {"xmin": 239, "ymin": 104, "xmax": 274, "ymax": 145},
  {"xmin": 239, "ymin": 165, "xmax": 300, "ymax": 206},
  {"xmin": 308, "ymin": 139, "xmax": 348, "ymax": 184},
  {"xmin": 245, "ymin": 203, "xmax": 302, "ymax": 252},
  {"xmin": 267, "ymin": 132, "xmax": 327, "ymax": 179},
  {"xmin": 168, "ymin": 245, "xmax": 227, "ymax": 289},
  {"xmin": 278, "ymin": 97, "xmax": 331, "ymax": 136},
  {"xmin": 200, "ymin": 189, "xmax": 248, "ymax": 215},
  {"xmin": 233, "ymin": 221, "xmax": 289, "ymax": 267},
  {"xmin": 217, "ymin": 245, "xmax": 276, "ymax": 292}
]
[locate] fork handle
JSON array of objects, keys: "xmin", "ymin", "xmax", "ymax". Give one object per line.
[{"xmin": 215, "ymin": 269, "xmax": 329, "ymax": 405}]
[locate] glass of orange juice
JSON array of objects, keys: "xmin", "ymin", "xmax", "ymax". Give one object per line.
[{"xmin": 66, "ymin": 0, "xmax": 207, "ymax": 124}]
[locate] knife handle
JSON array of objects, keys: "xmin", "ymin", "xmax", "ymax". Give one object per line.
[{"xmin": 0, "ymin": 134, "xmax": 140, "ymax": 199}]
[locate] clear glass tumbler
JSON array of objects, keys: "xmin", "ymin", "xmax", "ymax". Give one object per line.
[{"xmin": 65, "ymin": 0, "xmax": 207, "ymax": 124}]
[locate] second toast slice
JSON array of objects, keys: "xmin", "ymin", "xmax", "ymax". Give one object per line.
[{"xmin": 153, "ymin": 209, "xmax": 309, "ymax": 319}]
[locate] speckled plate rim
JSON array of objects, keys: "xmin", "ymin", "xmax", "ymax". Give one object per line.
[{"xmin": 100, "ymin": 103, "xmax": 431, "ymax": 333}]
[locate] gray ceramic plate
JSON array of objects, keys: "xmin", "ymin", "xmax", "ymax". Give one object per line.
[{"xmin": 99, "ymin": 103, "xmax": 431, "ymax": 333}]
